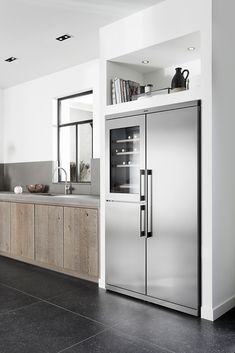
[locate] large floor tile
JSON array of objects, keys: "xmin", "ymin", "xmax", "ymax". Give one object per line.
[
  {"xmin": 0, "ymin": 256, "xmax": 93, "ymax": 300},
  {"xmin": 114, "ymin": 305, "xmax": 235, "ymax": 353},
  {"xmin": 63, "ymin": 328, "xmax": 172, "ymax": 353},
  {"xmin": 0, "ymin": 283, "xmax": 38, "ymax": 314},
  {"xmin": 0, "ymin": 301, "xmax": 105, "ymax": 353},
  {"xmin": 1, "ymin": 256, "xmax": 234, "ymax": 353},
  {"xmin": 49, "ymin": 285, "xmax": 153, "ymax": 326}
]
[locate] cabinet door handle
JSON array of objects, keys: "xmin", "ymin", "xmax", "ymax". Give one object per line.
[
  {"xmin": 140, "ymin": 205, "xmax": 145, "ymax": 237},
  {"xmin": 140, "ymin": 169, "xmax": 145, "ymax": 201},
  {"xmin": 147, "ymin": 170, "xmax": 152, "ymax": 238}
]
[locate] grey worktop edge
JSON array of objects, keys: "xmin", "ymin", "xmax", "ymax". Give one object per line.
[{"xmin": 0, "ymin": 193, "xmax": 100, "ymax": 209}]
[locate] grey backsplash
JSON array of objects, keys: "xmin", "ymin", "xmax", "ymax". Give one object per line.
[
  {"xmin": 1, "ymin": 159, "xmax": 100, "ymax": 195},
  {"xmin": 0, "ymin": 164, "xmax": 4, "ymax": 190}
]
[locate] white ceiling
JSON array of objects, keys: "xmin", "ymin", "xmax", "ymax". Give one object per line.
[
  {"xmin": 0, "ymin": 0, "xmax": 164, "ymax": 88},
  {"xmin": 112, "ymin": 32, "xmax": 201, "ymax": 73}
]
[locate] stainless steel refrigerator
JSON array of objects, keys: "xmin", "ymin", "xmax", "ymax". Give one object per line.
[{"xmin": 105, "ymin": 100, "xmax": 201, "ymax": 316}]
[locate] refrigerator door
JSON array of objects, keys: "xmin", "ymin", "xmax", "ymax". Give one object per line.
[
  {"xmin": 146, "ymin": 106, "xmax": 200, "ymax": 310},
  {"xmin": 106, "ymin": 201, "xmax": 146, "ymax": 294},
  {"xmin": 106, "ymin": 115, "xmax": 145, "ymax": 202}
]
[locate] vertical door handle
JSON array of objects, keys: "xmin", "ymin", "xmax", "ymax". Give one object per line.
[
  {"xmin": 140, "ymin": 169, "xmax": 145, "ymax": 201},
  {"xmin": 140, "ymin": 205, "xmax": 145, "ymax": 237},
  {"xmin": 147, "ymin": 170, "xmax": 152, "ymax": 237}
]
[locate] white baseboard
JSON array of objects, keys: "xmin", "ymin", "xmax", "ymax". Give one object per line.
[
  {"xmin": 201, "ymin": 295, "xmax": 235, "ymax": 321},
  {"xmin": 213, "ymin": 295, "xmax": 235, "ymax": 321},
  {"xmin": 98, "ymin": 277, "xmax": 106, "ymax": 289}
]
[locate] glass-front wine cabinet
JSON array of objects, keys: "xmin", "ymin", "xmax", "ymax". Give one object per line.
[{"xmin": 106, "ymin": 115, "xmax": 145, "ymax": 202}]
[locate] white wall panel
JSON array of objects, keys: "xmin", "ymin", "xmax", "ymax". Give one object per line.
[
  {"xmin": 212, "ymin": 0, "xmax": 235, "ymax": 319},
  {"xmin": 3, "ymin": 59, "xmax": 100, "ymax": 163}
]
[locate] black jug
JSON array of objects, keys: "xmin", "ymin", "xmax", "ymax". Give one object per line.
[{"xmin": 171, "ymin": 67, "xmax": 189, "ymax": 90}]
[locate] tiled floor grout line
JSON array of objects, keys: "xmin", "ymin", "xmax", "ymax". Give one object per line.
[
  {"xmin": 56, "ymin": 324, "xmax": 176, "ymax": 353},
  {"xmin": 0, "ymin": 278, "xmax": 94, "ymax": 303},
  {"xmin": 41, "ymin": 298, "xmax": 109, "ymax": 327},
  {"xmin": 0, "ymin": 300, "xmax": 41, "ymax": 317},
  {"xmin": 0, "ymin": 281, "xmax": 55, "ymax": 302},
  {"xmin": 56, "ymin": 328, "xmax": 110, "ymax": 353},
  {"xmin": 0, "ymin": 276, "xmax": 175, "ymax": 353},
  {"xmin": 0, "ymin": 281, "xmax": 108, "ymax": 327},
  {"xmin": 0, "ymin": 280, "xmax": 89, "ymax": 306},
  {"xmin": 0, "ymin": 281, "xmax": 176, "ymax": 353}
]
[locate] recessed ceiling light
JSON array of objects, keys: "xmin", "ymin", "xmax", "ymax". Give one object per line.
[
  {"xmin": 187, "ymin": 47, "xmax": 196, "ymax": 51},
  {"xmin": 5, "ymin": 57, "xmax": 17, "ymax": 62},
  {"xmin": 56, "ymin": 34, "xmax": 72, "ymax": 42},
  {"xmin": 142, "ymin": 60, "xmax": 150, "ymax": 64}
]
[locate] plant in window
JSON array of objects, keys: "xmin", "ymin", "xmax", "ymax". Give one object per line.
[{"xmin": 79, "ymin": 160, "xmax": 90, "ymax": 181}]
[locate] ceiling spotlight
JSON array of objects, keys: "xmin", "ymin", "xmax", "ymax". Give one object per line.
[
  {"xmin": 5, "ymin": 57, "xmax": 17, "ymax": 63},
  {"xmin": 187, "ymin": 47, "xmax": 196, "ymax": 51},
  {"xmin": 142, "ymin": 60, "xmax": 150, "ymax": 64},
  {"xmin": 56, "ymin": 34, "xmax": 72, "ymax": 42}
]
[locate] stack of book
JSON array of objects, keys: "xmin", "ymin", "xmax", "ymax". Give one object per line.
[{"xmin": 111, "ymin": 78, "xmax": 140, "ymax": 104}]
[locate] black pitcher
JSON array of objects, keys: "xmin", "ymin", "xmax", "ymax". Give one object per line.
[{"xmin": 171, "ymin": 67, "xmax": 189, "ymax": 90}]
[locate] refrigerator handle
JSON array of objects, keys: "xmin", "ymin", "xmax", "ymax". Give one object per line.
[
  {"xmin": 140, "ymin": 169, "xmax": 145, "ymax": 201},
  {"xmin": 147, "ymin": 170, "xmax": 152, "ymax": 238},
  {"xmin": 140, "ymin": 205, "xmax": 145, "ymax": 237}
]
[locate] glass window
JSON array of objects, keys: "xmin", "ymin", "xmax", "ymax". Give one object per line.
[{"xmin": 57, "ymin": 91, "xmax": 93, "ymax": 183}]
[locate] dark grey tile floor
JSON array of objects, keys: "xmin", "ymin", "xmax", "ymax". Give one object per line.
[{"xmin": 0, "ymin": 256, "xmax": 234, "ymax": 353}]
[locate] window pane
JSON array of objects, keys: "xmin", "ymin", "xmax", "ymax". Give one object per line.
[
  {"xmin": 59, "ymin": 92, "xmax": 93, "ymax": 125},
  {"xmin": 77, "ymin": 123, "xmax": 92, "ymax": 182},
  {"xmin": 59, "ymin": 126, "xmax": 76, "ymax": 182}
]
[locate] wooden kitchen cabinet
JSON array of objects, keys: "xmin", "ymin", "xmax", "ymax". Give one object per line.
[
  {"xmin": 35, "ymin": 205, "xmax": 63, "ymax": 267},
  {"xmin": 64, "ymin": 207, "xmax": 98, "ymax": 279},
  {"xmin": 0, "ymin": 199, "xmax": 99, "ymax": 283},
  {"xmin": 11, "ymin": 203, "xmax": 34, "ymax": 259},
  {"xmin": 0, "ymin": 202, "xmax": 11, "ymax": 253}
]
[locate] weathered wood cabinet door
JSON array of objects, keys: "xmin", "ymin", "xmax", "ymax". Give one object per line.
[
  {"xmin": 35, "ymin": 205, "xmax": 63, "ymax": 267},
  {"xmin": 64, "ymin": 207, "xmax": 98, "ymax": 278},
  {"xmin": 0, "ymin": 202, "xmax": 11, "ymax": 253},
  {"xmin": 11, "ymin": 203, "xmax": 34, "ymax": 259}
]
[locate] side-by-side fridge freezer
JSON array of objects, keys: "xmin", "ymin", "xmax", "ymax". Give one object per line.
[{"xmin": 105, "ymin": 100, "xmax": 201, "ymax": 316}]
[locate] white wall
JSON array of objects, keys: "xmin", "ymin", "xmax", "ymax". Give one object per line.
[
  {"xmin": 0, "ymin": 89, "xmax": 4, "ymax": 163},
  {"xmin": 212, "ymin": 0, "xmax": 235, "ymax": 319},
  {"xmin": 99, "ymin": 0, "xmax": 214, "ymax": 319},
  {"xmin": 3, "ymin": 59, "xmax": 100, "ymax": 163}
]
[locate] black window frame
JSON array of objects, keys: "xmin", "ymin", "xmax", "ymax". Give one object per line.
[{"xmin": 57, "ymin": 90, "xmax": 93, "ymax": 183}]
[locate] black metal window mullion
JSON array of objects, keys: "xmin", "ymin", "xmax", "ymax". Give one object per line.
[
  {"xmin": 57, "ymin": 90, "xmax": 93, "ymax": 184},
  {"xmin": 57, "ymin": 99, "xmax": 61, "ymax": 182},
  {"xmin": 76, "ymin": 124, "xmax": 78, "ymax": 182}
]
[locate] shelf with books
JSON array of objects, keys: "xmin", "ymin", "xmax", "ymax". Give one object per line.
[
  {"xmin": 111, "ymin": 78, "xmax": 141, "ymax": 104},
  {"xmin": 106, "ymin": 32, "xmax": 201, "ymax": 112}
]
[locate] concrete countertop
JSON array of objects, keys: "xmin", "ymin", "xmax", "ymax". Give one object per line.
[{"xmin": 0, "ymin": 192, "xmax": 100, "ymax": 209}]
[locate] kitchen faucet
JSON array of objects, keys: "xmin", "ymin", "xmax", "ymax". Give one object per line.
[{"xmin": 53, "ymin": 167, "xmax": 72, "ymax": 195}]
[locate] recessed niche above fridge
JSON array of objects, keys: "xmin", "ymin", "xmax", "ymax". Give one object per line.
[{"xmin": 106, "ymin": 31, "xmax": 201, "ymax": 108}]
